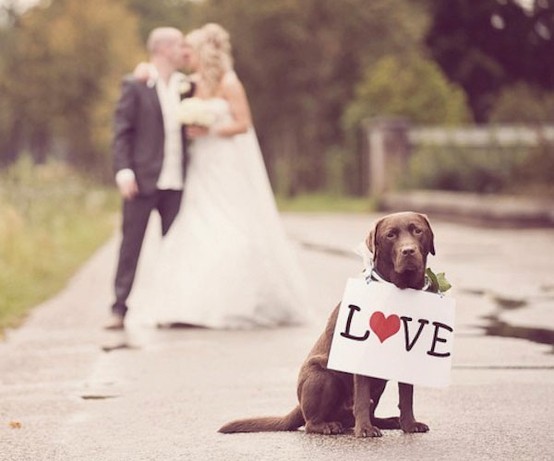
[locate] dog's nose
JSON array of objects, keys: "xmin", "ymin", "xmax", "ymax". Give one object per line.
[{"xmin": 400, "ymin": 245, "xmax": 416, "ymax": 256}]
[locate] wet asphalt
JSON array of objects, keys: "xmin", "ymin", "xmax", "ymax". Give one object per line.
[{"xmin": 1, "ymin": 212, "xmax": 553, "ymax": 460}]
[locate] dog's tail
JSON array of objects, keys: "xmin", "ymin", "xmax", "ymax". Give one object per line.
[{"xmin": 218, "ymin": 406, "xmax": 304, "ymax": 433}]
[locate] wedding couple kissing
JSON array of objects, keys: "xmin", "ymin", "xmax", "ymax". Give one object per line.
[{"xmin": 105, "ymin": 24, "xmax": 309, "ymax": 331}]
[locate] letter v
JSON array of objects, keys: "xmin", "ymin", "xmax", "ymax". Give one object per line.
[{"xmin": 400, "ymin": 316, "xmax": 429, "ymax": 351}]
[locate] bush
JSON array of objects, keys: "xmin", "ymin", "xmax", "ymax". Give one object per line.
[
  {"xmin": 343, "ymin": 55, "xmax": 472, "ymax": 133},
  {"xmin": 489, "ymin": 84, "xmax": 554, "ymax": 124},
  {"xmin": 517, "ymin": 143, "xmax": 554, "ymax": 194},
  {"xmin": 405, "ymin": 142, "xmax": 554, "ymax": 196}
]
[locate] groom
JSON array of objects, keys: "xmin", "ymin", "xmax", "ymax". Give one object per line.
[{"xmin": 106, "ymin": 27, "xmax": 193, "ymax": 330}]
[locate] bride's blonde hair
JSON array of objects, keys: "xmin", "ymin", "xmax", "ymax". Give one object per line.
[{"xmin": 188, "ymin": 23, "xmax": 233, "ymax": 97}]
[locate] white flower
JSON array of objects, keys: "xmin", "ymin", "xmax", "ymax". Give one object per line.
[
  {"xmin": 178, "ymin": 97, "xmax": 216, "ymax": 127},
  {"xmin": 179, "ymin": 79, "xmax": 192, "ymax": 95}
]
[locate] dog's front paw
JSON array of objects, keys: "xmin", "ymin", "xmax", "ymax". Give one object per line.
[
  {"xmin": 322, "ymin": 421, "xmax": 344, "ymax": 435},
  {"xmin": 305, "ymin": 421, "xmax": 344, "ymax": 435},
  {"xmin": 400, "ymin": 420, "xmax": 429, "ymax": 433},
  {"xmin": 354, "ymin": 422, "xmax": 382, "ymax": 438}
]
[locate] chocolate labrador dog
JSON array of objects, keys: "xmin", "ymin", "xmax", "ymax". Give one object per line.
[{"xmin": 219, "ymin": 212, "xmax": 435, "ymax": 437}]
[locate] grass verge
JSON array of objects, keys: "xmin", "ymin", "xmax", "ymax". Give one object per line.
[
  {"xmin": 0, "ymin": 159, "xmax": 118, "ymax": 336},
  {"xmin": 0, "ymin": 169, "xmax": 373, "ymax": 337}
]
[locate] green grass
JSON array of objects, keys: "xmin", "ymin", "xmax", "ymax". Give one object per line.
[
  {"xmin": 276, "ymin": 193, "xmax": 375, "ymax": 213},
  {"xmin": 0, "ymin": 159, "xmax": 118, "ymax": 335}
]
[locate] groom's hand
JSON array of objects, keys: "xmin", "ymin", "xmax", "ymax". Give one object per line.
[
  {"xmin": 116, "ymin": 169, "xmax": 139, "ymax": 200},
  {"xmin": 118, "ymin": 179, "xmax": 139, "ymax": 200}
]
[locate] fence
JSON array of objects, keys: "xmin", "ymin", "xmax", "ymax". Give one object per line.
[{"xmin": 364, "ymin": 118, "xmax": 554, "ymax": 197}]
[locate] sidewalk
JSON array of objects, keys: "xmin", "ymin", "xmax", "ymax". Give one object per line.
[{"xmin": 1, "ymin": 213, "xmax": 553, "ymax": 460}]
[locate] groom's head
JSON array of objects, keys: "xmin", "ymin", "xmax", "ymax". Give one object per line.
[{"xmin": 147, "ymin": 27, "xmax": 186, "ymax": 71}]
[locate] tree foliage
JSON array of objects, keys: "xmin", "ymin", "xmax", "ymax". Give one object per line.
[
  {"xmin": 0, "ymin": 0, "xmax": 434, "ymax": 192},
  {"xmin": 125, "ymin": 0, "xmax": 197, "ymax": 42},
  {"xmin": 192, "ymin": 0, "xmax": 429, "ymax": 194},
  {"xmin": 4, "ymin": 0, "xmax": 550, "ymax": 194},
  {"xmin": 489, "ymin": 83, "xmax": 554, "ymax": 124},
  {"xmin": 426, "ymin": 0, "xmax": 554, "ymax": 122},
  {"xmin": 343, "ymin": 55, "xmax": 471, "ymax": 131},
  {"xmin": 1, "ymin": 0, "xmax": 143, "ymax": 178}
]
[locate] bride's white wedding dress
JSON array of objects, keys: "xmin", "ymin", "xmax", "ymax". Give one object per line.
[{"xmin": 129, "ymin": 98, "xmax": 309, "ymax": 329}]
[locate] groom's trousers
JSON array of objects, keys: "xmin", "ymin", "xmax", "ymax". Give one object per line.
[{"xmin": 112, "ymin": 189, "xmax": 182, "ymax": 317}]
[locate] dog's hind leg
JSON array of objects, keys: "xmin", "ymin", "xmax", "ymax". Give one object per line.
[{"xmin": 299, "ymin": 360, "xmax": 346, "ymax": 435}]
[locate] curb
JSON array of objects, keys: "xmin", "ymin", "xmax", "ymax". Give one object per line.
[{"xmin": 379, "ymin": 191, "xmax": 554, "ymax": 228}]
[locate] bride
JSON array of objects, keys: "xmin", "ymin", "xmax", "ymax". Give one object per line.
[{"xmin": 128, "ymin": 23, "xmax": 309, "ymax": 329}]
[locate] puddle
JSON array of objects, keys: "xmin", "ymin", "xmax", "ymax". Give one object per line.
[
  {"xmin": 481, "ymin": 315, "xmax": 554, "ymax": 351},
  {"xmin": 489, "ymin": 295, "xmax": 527, "ymax": 310},
  {"xmin": 481, "ymin": 292, "xmax": 554, "ymax": 351},
  {"xmin": 101, "ymin": 343, "xmax": 140, "ymax": 353},
  {"xmin": 462, "ymin": 287, "xmax": 554, "ymax": 351}
]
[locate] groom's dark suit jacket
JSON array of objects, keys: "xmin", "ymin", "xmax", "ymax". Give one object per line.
[{"xmin": 112, "ymin": 74, "xmax": 189, "ymax": 194}]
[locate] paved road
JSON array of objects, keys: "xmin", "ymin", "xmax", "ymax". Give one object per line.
[{"xmin": 1, "ymin": 213, "xmax": 553, "ymax": 460}]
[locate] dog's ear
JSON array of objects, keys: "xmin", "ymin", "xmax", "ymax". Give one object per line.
[
  {"xmin": 366, "ymin": 231, "xmax": 374, "ymax": 254},
  {"xmin": 366, "ymin": 217, "xmax": 384, "ymax": 260},
  {"xmin": 418, "ymin": 213, "xmax": 435, "ymax": 256}
]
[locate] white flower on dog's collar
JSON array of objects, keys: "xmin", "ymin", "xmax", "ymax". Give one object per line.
[
  {"xmin": 354, "ymin": 241, "xmax": 378, "ymax": 284},
  {"xmin": 355, "ymin": 241, "xmax": 373, "ymax": 271}
]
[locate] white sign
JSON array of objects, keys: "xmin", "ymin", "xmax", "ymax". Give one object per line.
[{"xmin": 327, "ymin": 278, "xmax": 456, "ymax": 388}]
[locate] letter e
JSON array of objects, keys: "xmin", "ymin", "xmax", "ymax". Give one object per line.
[{"xmin": 427, "ymin": 321, "xmax": 453, "ymax": 357}]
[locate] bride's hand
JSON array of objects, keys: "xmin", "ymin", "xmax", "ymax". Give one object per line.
[
  {"xmin": 186, "ymin": 125, "xmax": 210, "ymax": 139},
  {"xmin": 133, "ymin": 62, "xmax": 152, "ymax": 82}
]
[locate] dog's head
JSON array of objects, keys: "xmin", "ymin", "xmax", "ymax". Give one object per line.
[{"xmin": 366, "ymin": 212, "xmax": 435, "ymax": 290}]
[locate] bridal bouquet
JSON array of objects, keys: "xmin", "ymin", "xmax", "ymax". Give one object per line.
[{"xmin": 178, "ymin": 97, "xmax": 216, "ymax": 127}]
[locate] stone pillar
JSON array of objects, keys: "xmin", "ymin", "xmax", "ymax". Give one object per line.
[{"xmin": 366, "ymin": 117, "xmax": 411, "ymax": 197}]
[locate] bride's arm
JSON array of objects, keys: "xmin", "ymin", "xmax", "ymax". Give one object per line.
[
  {"xmin": 215, "ymin": 72, "xmax": 252, "ymax": 137},
  {"xmin": 133, "ymin": 62, "xmax": 154, "ymax": 82}
]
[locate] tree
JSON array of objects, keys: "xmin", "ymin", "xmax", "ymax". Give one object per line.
[
  {"xmin": 125, "ymin": 0, "xmax": 198, "ymax": 41},
  {"xmin": 0, "ymin": 0, "xmax": 32, "ymax": 165},
  {"xmin": 0, "ymin": 0, "xmax": 143, "ymax": 178},
  {"xmin": 343, "ymin": 55, "xmax": 471, "ymax": 130},
  {"xmin": 426, "ymin": 0, "xmax": 554, "ymax": 122},
  {"xmin": 193, "ymin": 0, "xmax": 429, "ymax": 194}
]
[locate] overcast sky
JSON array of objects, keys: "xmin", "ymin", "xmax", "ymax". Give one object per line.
[{"xmin": 0, "ymin": 0, "xmax": 42, "ymax": 13}]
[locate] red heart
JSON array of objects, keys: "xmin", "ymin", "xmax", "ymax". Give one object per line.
[{"xmin": 369, "ymin": 312, "xmax": 400, "ymax": 343}]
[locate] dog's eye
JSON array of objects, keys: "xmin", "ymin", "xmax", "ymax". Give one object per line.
[
  {"xmin": 386, "ymin": 231, "xmax": 396, "ymax": 239},
  {"xmin": 413, "ymin": 227, "xmax": 423, "ymax": 235}
]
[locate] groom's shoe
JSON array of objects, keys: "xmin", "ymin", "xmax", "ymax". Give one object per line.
[{"xmin": 104, "ymin": 313, "xmax": 125, "ymax": 331}]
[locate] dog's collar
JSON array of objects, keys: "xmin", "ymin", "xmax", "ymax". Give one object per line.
[
  {"xmin": 364, "ymin": 267, "xmax": 386, "ymax": 284},
  {"xmin": 363, "ymin": 267, "xmax": 434, "ymax": 293}
]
